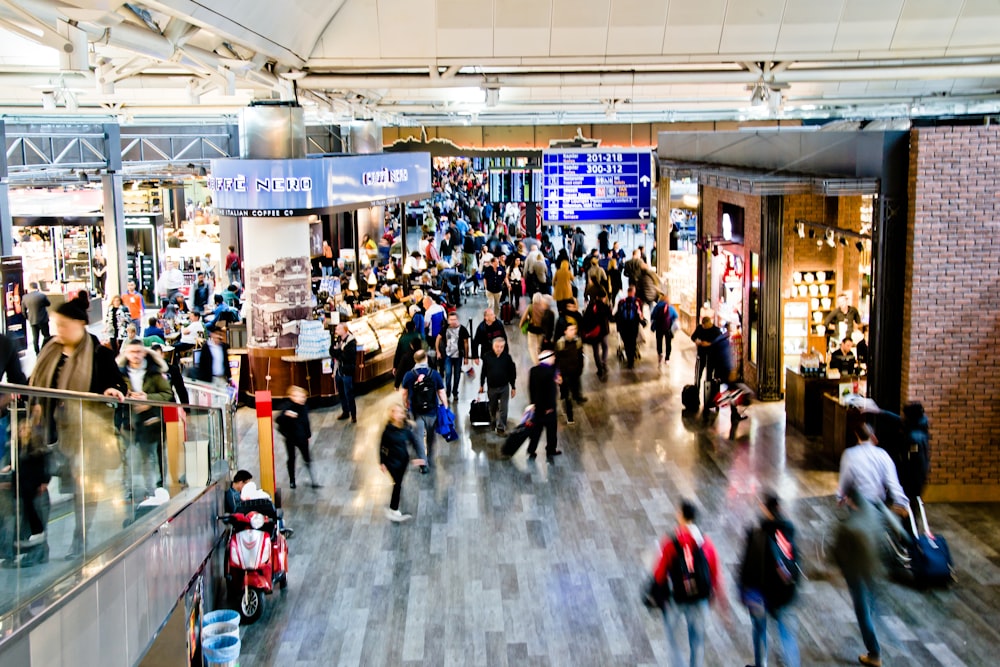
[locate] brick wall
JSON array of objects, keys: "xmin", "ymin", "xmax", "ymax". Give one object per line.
[
  {"xmin": 701, "ymin": 186, "xmax": 761, "ymax": 392},
  {"xmin": 905, "ymin": 126, "xmax": 1000, "ymax": 500}
]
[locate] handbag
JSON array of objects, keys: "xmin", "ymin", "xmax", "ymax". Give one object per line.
[{"xmin": 520, "ymin": 319, "xmax": 530, "ymax": 335}]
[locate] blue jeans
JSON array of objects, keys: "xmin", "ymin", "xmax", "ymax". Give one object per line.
[
  {"xmin": 336, "ymin": 374, "xmax": 356, "ymax": 417},
  {"xmin": 749, "ymin": 603, "xmax": 800, "ymax": 667},
  {"xmin": 443, "ymin": 356, "xmax": 462, "ymax": 396},
  {"xmin": 662, "ymin": 600, "xmax": 708, "ymax": 667},
  {"xmin": 411, "ymin": 411, "xmax": 438, "ymax": 463},
  {"xmin": 846, "ymin": 575, "xmax": 880, "ymax": 659}
]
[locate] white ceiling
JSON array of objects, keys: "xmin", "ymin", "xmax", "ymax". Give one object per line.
[{"xmin": 0, "ymin": 0, "xmax": 999, "ymax": 125}]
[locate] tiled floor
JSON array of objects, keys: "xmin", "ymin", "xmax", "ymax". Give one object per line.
[{"xmin": 232, "ymin": 299, "xmax": 1000, "ymax": 667}]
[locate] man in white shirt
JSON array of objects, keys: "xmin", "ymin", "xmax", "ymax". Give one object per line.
[
  {"xmin": 157, "ymin": 261, "xmax": 186, "ymax": 304},
  {"xmin": 837, "ymin": 421, "xmax": 909, "ymax": 542},
  {"xmin": 175, "ymin": 311, "xmax": 204, "ymax": 354}
]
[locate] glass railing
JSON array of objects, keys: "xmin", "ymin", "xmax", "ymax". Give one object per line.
[{"xmin": 0, "ymin": 383, "xmax": 229, "ymax": 620}]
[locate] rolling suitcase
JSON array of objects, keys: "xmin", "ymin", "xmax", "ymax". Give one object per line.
[
  {"xmin": 469, "ymin": 391, "xmax": 491, "ymax": 427},
  {"xmin": 906, "ymin": 497, "xmax": 955, "ymax": 587},
  {"xmin": 501, "ymin": 423, "xmax": 532, "ymax": 457},
  {"xmin": 500, "ymin": 301, "xmax": 516, "ymax": 324},
  {"xmin": 681, "ymin": 385, "xmax": 700, "ymax": 412}
]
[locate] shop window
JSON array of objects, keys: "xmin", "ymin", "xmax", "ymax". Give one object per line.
[{"xmin": 720, "ymin": 203, "xmax": 744, "ymax": 243}]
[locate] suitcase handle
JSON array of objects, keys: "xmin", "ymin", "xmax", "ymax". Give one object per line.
[
  {"xmin": 917, "ymin": 496, "xmax": 933, "ymax": 538},
  {"xmin": 906, "ymin": 502, "xmax": 919, "ymax": 537}
]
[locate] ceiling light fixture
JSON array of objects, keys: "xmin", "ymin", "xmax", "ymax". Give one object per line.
[
  {"xmin": 855, "ymin": 241, "xmax": 865, "ymax": 252},
  {"xmin": 839, "ymin": 236, "xmax": 848, "ymax": 247},
  {"xmin": 826, "ymin": 230, "xmax": 836, "ymax": 247},
  {"xmin": 796, "ymin": 222, "xmax": 805, "ymax": 238}
]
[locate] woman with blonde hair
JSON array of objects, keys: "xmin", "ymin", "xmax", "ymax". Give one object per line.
[{"xmin": 378, "ymin": 402, "xmax": 424, "ymax": 522}]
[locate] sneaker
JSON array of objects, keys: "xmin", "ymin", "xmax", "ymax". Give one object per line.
[
  {"xmin": 576, "ymin": 396, "xmax": 588, "ymax": 404},
  {"xmin": 566, "ymin": 417, "xmax": 575, "ymax": 425},
  {"xmin": 548, "ymin": 449, "xmax": 563, "ymax": 457},
  {"xmin": 385, "ymin": 508, "xmax": 412, "ymax": 523},
  {"xmin": 527, "ymin": 452, "xmax": 537, "ymax": 460},
  {"xmin": 22, "ymin": 532, "xmax": 46, "ymax": 547},
  {"xmin": 859, "ymin": 655, "xmax": 881, "ymax": 667},
  {"xmin": 420, "ymin": 465, "xmax": 430, "ymax": 474},
  {"xmin": 289, "ymin": 481, "xmax": 296, "ymax": 489},
  {"xmin": 351, "ymin": 415, "xmax": 357, "ymax": 423},
  {"xmin": 337, "ymin": 413, "xmax": 351, "ymax": 421},
  {"xmin": 496, "ymin": 426, "xmax": 506, "ymax": 435},
  {"xmin": 310, "ymin": 483, "xmax": 322, "ymax": 489}
]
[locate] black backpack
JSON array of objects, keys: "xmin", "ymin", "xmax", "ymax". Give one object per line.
[
  {"xmin": 411, "ymin": 371, "xmax": 437, "ymax": 414},
  {"xmin": 764, "ymin": 527, "xmax": 800, "ymax": 607},
  {"xmin": 668, "ymin": 537, "xmax": 712, "ymax": 603}
]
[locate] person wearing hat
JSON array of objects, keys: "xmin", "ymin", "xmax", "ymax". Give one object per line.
[
  {"xmin": 196, "ymin": 324, "xmax": 231, "ymax": 386},
  {"xmin": 525, "ymin": 348, "xmax": 562, "ymax": 461},
  {"xmin": 28, "ymin": 300, "xmax": 127, "ymax": 559}
]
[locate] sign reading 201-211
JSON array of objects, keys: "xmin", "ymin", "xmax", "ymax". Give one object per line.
[{"xmin": 542, "ymin": 149, "xmax": 654, "ymax": 224}]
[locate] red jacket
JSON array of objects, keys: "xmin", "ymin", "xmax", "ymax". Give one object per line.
[{"xmin": 653, "ymin": 526, "xmax": 723, "ymax": 601}]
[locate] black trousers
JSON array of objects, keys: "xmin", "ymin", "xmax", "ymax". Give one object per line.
[
  {"xmin": 620, "ymin": 325, "xmax": 639, "ymax": 366},
  {"xmin": 527, "ymin": 410, "xmax": 558, "ymax": 455},
  {"xmin": 387, "ymin": 464, "xmax": 406, "ymax": 510},
  {"xmin": 284, "ymin": 438, "xmax": 312, "ymax": 484},
  {"xmin": 656, "ymin": 331, "xmax": 673, "ymax": 360},
  {"xmin": 560, "ymin": 374, "xmax": 582, "ymax": 421},
  {"xmin": 30, "ymin": 322, "xmax": 50, "ymax": 354}
]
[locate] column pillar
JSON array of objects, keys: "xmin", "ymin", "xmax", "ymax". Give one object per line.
[
  {"xmin": 757, "ymin": 195, "xmax": 784, "ymax": 401},
  {"xmin": 102, "ymin": 172, "xmax": 127, "ymax": 296},
  {"xmin": 0, "ymin": 121, "xmax": 12, "ymax": 256},
  {"xmin": 655, "ymin": 176, "xmax": 671, "ymax": 274}
]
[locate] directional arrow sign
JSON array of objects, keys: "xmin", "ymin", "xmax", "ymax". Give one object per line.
[{"xmin": 541, "ymin": 149, "xmax": 654, "ymax": 224}]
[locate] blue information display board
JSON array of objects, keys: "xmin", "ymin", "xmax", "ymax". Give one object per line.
[{"xmin": 542, "ymin": 149, "xmax": 653, "ymax": 224}]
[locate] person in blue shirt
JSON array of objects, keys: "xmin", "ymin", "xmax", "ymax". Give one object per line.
[
  {"xmin": 650, "ymin": 293, "xmax": 680, "ymax": 366},
  {"xmin": 143, "ymin": 316, "xmax": 165, "ymax": 341}
]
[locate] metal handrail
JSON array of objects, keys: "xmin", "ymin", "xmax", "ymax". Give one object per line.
[{"xmin": 0, "ymin": 382, "xmax": 226, "ymax": 413}]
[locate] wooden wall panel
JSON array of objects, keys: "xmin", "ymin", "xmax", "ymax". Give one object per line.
[
  {"xmin": 482, "ymin": 125, "xmax": 536, "ymax": 148},
  {"xmin": 435, "ymin": 126, "xmax": 484, "ymax": 147}
]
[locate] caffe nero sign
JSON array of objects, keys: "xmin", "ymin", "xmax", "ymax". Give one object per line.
[{"xmin": 208, "ymin": 153, "xmax": 431, "ymax": 217}]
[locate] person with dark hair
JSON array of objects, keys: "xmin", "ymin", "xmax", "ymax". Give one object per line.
[
  {"xmin": 837, "ymin": 422, "xmax": 909, "ymax": 513},
  {"xmin": 393, "ymin": 320, "xmax": 423, "ymax": 390},
  {"xmin": 739, "ymin": 493, "xmax": 801, "ymax": 667},
  {"xmin": 225, "ymin": 469, "xmax": 254, "ymax": 513},
  {"xmin": 196, "ymin": 325, "xmax": 231, "ymax": 386},
  {"xmin": 614, "ymin": 285, "xmax": 646, "ymax": 369},
  {"xmin": 833, "ymin": 485, "xmax": 886, "ymax": 667},
  {"xmin": 23, "ymin": 281, "xmax": 51, "ymax": 354},
  {"xmin": 117, "ymin": 339, "xmax": 174, "ymax": 495},
  {"xmin": 869, "ymin": 401, "xmax": 931, "ymax": 505},
  {"xmin": 525, "ymin": 349, "xmax": 561, "ymax": 461},
  {"xmin": 331, "ymin": 323, "xmax": 358, "ymax": 423},
  {"xmin": 650, "ymin": 499, "xmax": 728, "ymax": 667},
  {"xmin": 143, "ymin": 316, "xmax": 165, "ymax": 342},
  {"xmin": 225, "ymin": 245, "xmax": 241, "ymax": 285}
]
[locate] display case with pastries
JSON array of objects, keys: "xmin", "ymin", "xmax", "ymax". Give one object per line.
[{"xmin": 343, "ymin": 302, "xmax": 408, "ymax": 382}]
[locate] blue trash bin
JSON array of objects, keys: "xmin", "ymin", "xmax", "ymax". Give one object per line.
[{"xmin": 203, "ymin": 634, "xmax": 240, "ymax": 666}]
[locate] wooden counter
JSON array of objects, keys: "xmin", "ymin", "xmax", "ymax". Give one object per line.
[{"xmin": 785, "ymin": 368, "xmax": 844, "ymax": 436}]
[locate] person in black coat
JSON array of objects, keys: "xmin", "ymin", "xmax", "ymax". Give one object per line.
[
  {"xmin": 23, "ymin": 282, "xmax": 51, "ymax": 354},
  {"xmin": 276, "ymin": 386, "xmax": 318, "ymax": 489},
  {"xmin": 196, "ymin": 325, "xmax": 231, "ymax": 385},
  {"xmin": 379, "ymin": 403, "xmax": 424, "ymax": 522},
  {"xmin": 878, "ymin": 402, "xmax": 931, "ymax": 505},
  {"xmin": 526, "ymin": 350, "xmax": 561, "ymax": 461},
  {"xmin": 331, "ymin": 323, "xmax": 358, "ymax": 422},
  {"xmin": 738, "ymin": 493, "xmax": 801, "ymax": 667}
]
